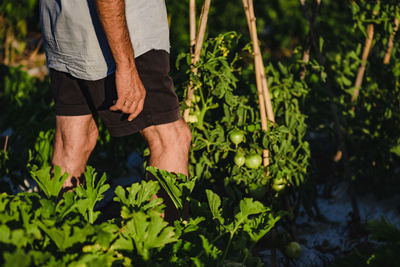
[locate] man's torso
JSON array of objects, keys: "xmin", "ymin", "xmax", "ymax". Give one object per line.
[{"xmin": 40, "ymin": 0, "xmax": 170, "ymax": 80}]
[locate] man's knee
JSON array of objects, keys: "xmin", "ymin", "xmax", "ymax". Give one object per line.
[
  {"xmin": 55, "ymin": 119, "xmax": 98, "ymax": 157},
  {"xmin": 144, "ymin": 119, "xmax": 192, "ymax": 154}
]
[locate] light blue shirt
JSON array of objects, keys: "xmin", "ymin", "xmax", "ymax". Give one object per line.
[{"xmin": 40, "ymin": 0, "xmax": 170, "ymax": 80}]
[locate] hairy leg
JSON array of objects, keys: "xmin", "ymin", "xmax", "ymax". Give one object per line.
[
  {"xmin": 141, "ymin": 118, "xmax": 192, "ymax": 221},
  {"xmin": 52, "ymin": 115, "xmax": 99, "ymax": 190},
  {"xmin": 141, "ymin": 118, "xmax": 192, "ymax": 175}
]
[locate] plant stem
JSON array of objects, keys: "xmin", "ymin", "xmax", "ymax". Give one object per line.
[{"xmin": 221, "ymin": 233, "xmax": 233, "ymax": 263}]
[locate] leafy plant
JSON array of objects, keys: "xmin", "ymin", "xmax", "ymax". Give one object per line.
[
  {"xmin": 147, "ymin": 166, "xmax": 196, "ymax": 218},
  {"xmin": 30, "ymin": 165, "xmax": 68, "ymax": 199},
  {"xmin": 75, "ymin": 166, "xmax": 110, "ymax": 224}
]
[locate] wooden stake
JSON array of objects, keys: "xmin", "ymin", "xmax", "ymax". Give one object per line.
[
  {"xmin": 3, "ymin": 136, "xmax": 8, "ymax": 153},
  {"xmin": 184, "ymin": 0, "xmax": 212, "ymax": 122},
  {"xmin": 352, "ymin": 23, "xmax": 374, "ymax": 102},
  {"xmin": 383, "ymin": 17, "xmax": 399, "ymax": 64},
  {"xmin": 193, "ymin": 0, "xmax": 211, "ymax": 65},
  {"xmin": 243, "ymin": 0, "xmax": 275, "ymax": 166},
  {"xmin": 299, "ymin": 0, "xmax": 321, "ymax": 79},
  {"xmin": 190, "ymin": 0, "xmax": 196, "ymax": 63}
]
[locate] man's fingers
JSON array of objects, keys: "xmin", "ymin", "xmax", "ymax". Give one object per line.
[
  {"xmin": 128, "ymin": 97, "xmax": 145, "ymax": 121},
  {"xmin": 109, "ymin": 98, "xmax": 125, "ymax": 111}
]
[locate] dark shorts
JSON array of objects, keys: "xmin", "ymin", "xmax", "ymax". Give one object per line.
[{"xmin": 50, "ymin": 49, "xmax": 181, "ymax": 137}]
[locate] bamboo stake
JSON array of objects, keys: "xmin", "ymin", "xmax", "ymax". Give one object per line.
[
  {"xmin": 243, "ymin": 0, "xmax": 275, "ymax": 124},
  {"xmin": 383, "ymin": 17, "xmax": 399, "ymax": 64},
  {"xmin": 190, "ymin": 0, "xmax": 196, "ymax": 63},
  {"xmin": 248, "ymin": 0, "xmax": 275, "ymax": 123},
  {"xmin": 243, "ymin": 0, "xmax": 272, "ymax": 167},
  {"xmin": 299, "ymin": 0, "xmax": 321, "ymax": 79},
  {"xmin": 184, "ymin": 0, "xmax": 212, "ymax": 121},
  {"xmin": 28, "ymin": 38, "xmax": 43, "ymax": 62},
  {"xmin": 3, "ymin": 136, "xmax": 8, "ymax": 153},
  {"xmin": 193, "ymin": 0, "xmax": 211, "ymax": 65},
  {"xmin": 352, "ymin": 23, "xmax": 374, "ymax": 102}
]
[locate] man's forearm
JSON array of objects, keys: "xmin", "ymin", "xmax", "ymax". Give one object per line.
[{"xmin": 95, "ymin": 0, "xmax": 135, "ymax": 69}]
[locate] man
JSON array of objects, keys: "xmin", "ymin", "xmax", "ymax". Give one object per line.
[{"xmin": 39, "ymin": 0, "xmax": 192, "ymax": 220}]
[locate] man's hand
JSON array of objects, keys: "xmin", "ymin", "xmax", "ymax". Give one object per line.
[
  {"xmin": 95, "ymin": 0, "xmax": 145, "ymax": 121},
  {"xmin": 110, "ymin": 67, "xmax": 146, "ymax": 121}
]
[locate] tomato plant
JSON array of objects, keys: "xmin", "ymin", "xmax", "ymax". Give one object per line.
[
  {"xmin": 245, "ymin": 153, "xmax": 262, "ymax": 169},
  {"xmin": 233, "ymin": 152, "xmax": 245, "ymax": 167},
  {"xmin": 285, "ymin": 241, "xmax": 302, "ymax": 259},
  {"xmin": 229, "ymin": 129, "xmax": 245, "ymax": 145}
]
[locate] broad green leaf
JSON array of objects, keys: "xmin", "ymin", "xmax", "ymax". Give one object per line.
[
  {"xmin": 113, "ymin": 180, "xmax": 161, "ymax": 212},
  {"xmin": 74, "ymin": 166, "xmax": 110, "ymax": 224},
  {"xmin": 123, "ymin": 211, "xmax": 177, "ymax": 261},
  {"xmin": 147, "ymin": 166, "xmax": 196, "ymax": 218},
  {"xmin": 390, "ymin": 144, "xmax": 400, "ymax": 157},
  {"xmin": 35, "ymin": 221, "xmax": 95, "ymax": 251},
  {"xmin": 30, "ymin": 165, "xmax": 69, "ymax": 199},
  {"xmin": 3, "ymin": 249, "xmax": 31, "ymax": 267},
  {"xmin": 243, "ymin": 212, "xmax": 281, "ymax": 243},
  {"xmin": 205, "ymin": 189, "xmax": 224, "ymax": 225}
]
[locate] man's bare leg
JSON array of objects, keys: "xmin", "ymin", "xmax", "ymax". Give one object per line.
[
  {"xmin": 141, "ymin": 118, "xmax": 191, "ymax": 175},
  {"xmin": 52, "ymin": 115, "xmax": 99, "ymax": 191},
  {"xmin": 141, "ymin": 118, "xmax": 192, "ymax": 220}
]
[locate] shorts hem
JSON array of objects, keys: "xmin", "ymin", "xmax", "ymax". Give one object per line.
[
  {"xmin": 55, "ymin": 105, "xmax": 92, "ymax": 116},
  {"xmin": 107, "ymin": 108, "xmax": 181, "ymax": 137}
]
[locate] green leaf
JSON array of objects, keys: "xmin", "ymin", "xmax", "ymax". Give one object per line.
[
  {"xmin": 198, "ymin": 234, "xmax": 222, "ymax": 260},
  {"xmin": 147, "ymin": 166, "xmax": 196, "ymax": 218},
  {"xmin": 74, "ymin": 166, "xmax": 110, "ymax": 224},
  {"xmin": 390, "ymin": 144, "xmax": 400, "ymax": 157},
  {"xmin": 123, "ymin": 211, "xmax": 177, "ymax": 261},
  {"xmin": 205, "ymin": 189, "xmax": 224, "ymax": 225},
  {"xmin": 113, "ymin": 180, "xmax": 162, "ymax": 213},
  {"xmin": 30, "ymin": 165, "xmax": 69, "ymax": 199},
  {"xmin": 3, "ymin": 249, "xmax": 31, "ymax": 267},
  {"xmin": 243, "ymin": 212, "xmax": 281, "ymax": 243},
  {"xmin": 34, "ymin": 221, "xmax": 94, "ymax": 251}
]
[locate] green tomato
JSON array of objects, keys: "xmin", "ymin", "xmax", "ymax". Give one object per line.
[
  {"xmin": 245, "ymin": 154, "xmax": 262, "ymax": 169},
  {"xmin": 192, "ymin": 95, "xmax": 201, "ymax": 103},
  {"xmin": 229, "ymin": 129, "xmax": 245, "ymax": 145},
  {"xmin": 272, "ymin": 177, "xmax": 286, "ymax": 192},
  {"xmin": 285, "ymin": 241, "xmax": 302, "ymax": 259},
  {"xmin": 234, "ymin": 153, "xmax": 245, "ymax": 167},
  {"xmin": 272, "ymin": 183, "xmax": 285, "ymax": 192},
  {"xmin": 187, "ymin": 115, "xmax": 198, "ymax": 123}
]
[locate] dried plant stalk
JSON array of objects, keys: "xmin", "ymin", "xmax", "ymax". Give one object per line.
[
  {"xmin": 3, "ymin": 136, "xmax": 8, "ymax": 153},
  {"xmin": 190, "ymin": 0, "xmax": 196, "ymax": 63},
  {"xmin": 353, "ymin": 23, "xmax": 374, "ymax": 102},
  {"xmin": 184, "ymin": 0, "xmax": 212, "ymax": 121},
  {"xmin": 299, "ymin": 0, "xmax": 321, "ymax": 79},
  {"xmin": 243, "ymin": 0, "xmax": 274, "ymax": 167}
]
